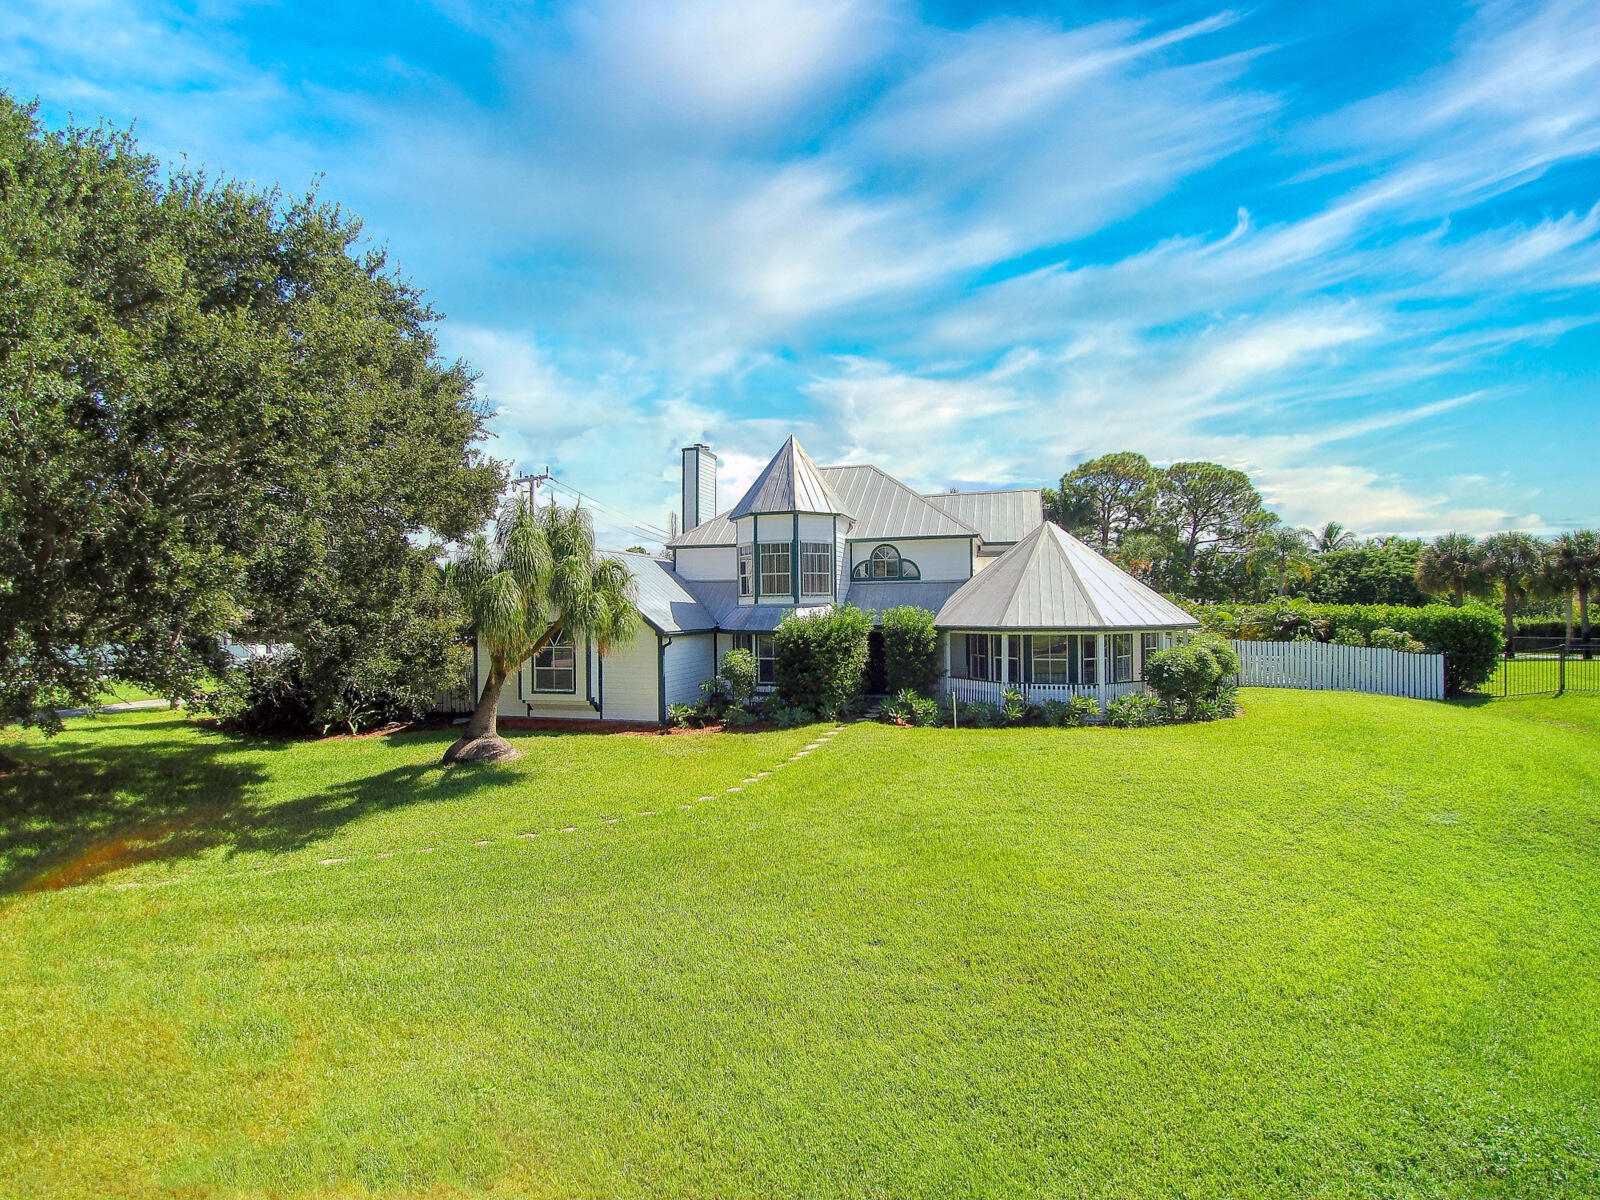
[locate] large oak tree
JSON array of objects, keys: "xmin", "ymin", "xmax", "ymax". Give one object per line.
[{"xmin": 0, "ymin": 96, "xmax": 503, "ymax": 745}]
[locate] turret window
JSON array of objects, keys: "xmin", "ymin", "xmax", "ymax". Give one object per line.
[
  {"xmin": 759, "ymin": 543, "xmax": 792, "ymax": 597},
  {"xmin": 800, "ymin": 541, "xmax": 833, "ymax": 596}
]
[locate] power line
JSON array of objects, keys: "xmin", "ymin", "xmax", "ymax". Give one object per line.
[{"xmin": 539, "ymin": 475, "xmax": 673, "ymax": 543}]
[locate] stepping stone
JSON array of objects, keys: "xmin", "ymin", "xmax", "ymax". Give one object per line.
[
  {"xmin": 473, "ymin": 839, "xmax": 492, "ymax": 846},
  {"xmin": 742, "ymin": 777, "xmax": 758, "ymax": 783},
  {"xmin": 699, "ymin": 795, "xmax": 715, "ymax": 802},
  {"xmin": 418, "ymin": 847, "xmax": 435, "ymax": 854},
  {"xmin": 755, "ymin": 772, "xmax": 770, "ymax": 779},
  {"xmin": 602, "ymin": 817, "xmax": 620, "ymax": 825},
  {"xmin": 726, "ymin": 786, "xmax": 743, "ymax": 793},
  {"xmin": 516, "ymin": 832, "xmax": 539, "ymax": 839},
  {"xmin": 637, "ymin": 810, "xmax": 656, "ymax": 816},
  {"xmin": 680, "ymin": 803, "xmax": 694, "ymax": 810},
  {"xmin": 320, "ymin": 858, "xmax": 347, "ymax": 866},
  {"xmin": 375, "ymin": 852, "xmax": 396, "ymax": 859},
  {"xmin": 112, "ymin": 881, "xmax": 141, "ymax": 890},
  {"xmin": 560, "ymin": 826, "xmax": 578, "ymax": 833}
]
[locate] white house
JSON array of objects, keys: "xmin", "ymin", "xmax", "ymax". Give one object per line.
[{"xmin": 455, "ymin": 436, "xmax": 1197, "ymax": 723}]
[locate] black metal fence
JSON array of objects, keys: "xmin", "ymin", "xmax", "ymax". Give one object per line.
[{"xmin": 1494, "ymin": 637, "xmax": 1600, "ymax": 697}]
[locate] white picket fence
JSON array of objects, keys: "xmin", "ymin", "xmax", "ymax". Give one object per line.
[{"xmin": 1230, "ymin": 640, "xmax": 1445, "ymax": 700}]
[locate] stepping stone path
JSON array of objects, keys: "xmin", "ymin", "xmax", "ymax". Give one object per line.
[{"xmin": 93, "ymin": 724, "xmax": 851, "ymax": 892}]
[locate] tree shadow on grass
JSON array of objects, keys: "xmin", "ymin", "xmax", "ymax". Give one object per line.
[{"xmin": 0, "ymin": 724, "xmax": 520, "ymax": 895}]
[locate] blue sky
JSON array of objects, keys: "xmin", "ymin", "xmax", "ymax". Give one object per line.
[{"xmin": 6, "ymin": 0, "xmax": 1598, "ymax": 547}]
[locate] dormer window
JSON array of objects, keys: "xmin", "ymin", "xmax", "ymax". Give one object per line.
[{"xmin": 853, "ymin": 543, "xmax": 920, "ymax": 581}]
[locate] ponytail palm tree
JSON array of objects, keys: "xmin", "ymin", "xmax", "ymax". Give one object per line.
[
  {"xmin": 1415, "ymin": 532, "xmax": 1482, "ymax": 607},
  {"xmin": 444, "ymin": 499, "xmax": 636, "ymax": 763}
]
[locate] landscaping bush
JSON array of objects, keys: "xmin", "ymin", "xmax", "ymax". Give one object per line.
[
  {"xmin": 881, "ymin": 606, "xmax": 942, "ymax": 696},
  {"xmin": 774, "ymin": 605, "xmax": 872, "ymax": 718},
  {"xmin": 1105, "ymin": 692, "xmax": 1162, "ymax": 728},
  {"xmin": 719, "ymin": 648, "xmax": 759, "ymax": 707},
  {"xmin": 881, "ymin": 687, "xmax": 940, "ymax": 727},
  {"xmin": 1197, "ymin": 601, "xmax": 1502, "ymax": 692},
  {"xmin": 1144, "ymin": 636, "xmax": 1240, "ymax": 720},
  {"xmin": 759, "ymin": 694, "xmax": 816, "ymax": 729},
  {"xmin": 1332, "ymin": 627, "xmax": 1367, "ymax": 647},
  {"xmin": 202, "ymin": 649, "xmax": 433, "ymax": 736},
  {"xmin": 1041, "ymin": 696, "xmax": 1100, "ymax": 727},
  {"xmin": 1368, "ymin": 626, "xmax": 1426, "ymax": 654}
]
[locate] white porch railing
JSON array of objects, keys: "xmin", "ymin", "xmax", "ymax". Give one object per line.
[{"xmin": 944, "ymin": 676, "xmax": 1148, "ymax": 708}]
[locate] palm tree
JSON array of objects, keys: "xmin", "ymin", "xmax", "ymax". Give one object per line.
[
  {"xmin": 444, "ymin": 499, "xmax": 636, "ymax": 763},
  {"xmin": 1478, "ymin": 531, "xmax": 1547, "ymax": 654},
  {"xmin": 1550, "ymin": 529, "xmax": 1599, "ymax": 656},
  {"xmin": 1314, "ymin": 520, "xmax": 1358, "ymax": 553},
  {"xmin": 1415, "ymin": 532, "xmax": 1482, "ymax": 607},
  {"xmin": 1247, "ymin": 523, "xmax": 1315, "ymax": 597}
]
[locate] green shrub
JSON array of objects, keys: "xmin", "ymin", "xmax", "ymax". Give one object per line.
[
  {"xmin": 1040, "ymin": 696, "xmax": 1100, "ymax": 728},
  {"xmin": 947, "ymin": 698, "xmax": 1001, "ymax": 728},
  {"xmin": 881, "ymin": 687, "xmax": 940, "ymax": 727},
  {"xmin": 203, "ymin": 648, "xmax": 438, "ymax": 736},
  {"xmin": 1332, "ymin": 627, "xmax": 1367, "ymax": 647},
  {"xmin": 718, "ymin": 648, "xmax": 759, "ymax": 706},
  {"xmin": 666, "ymin": 702, "xmax": 697, "ymax": 728},
  {"xmin": 722, "ymin": 705, "xmax": 761, "ymax": 728},
  {"xmin": 1144, "ymin": 636, "xmax": 1240, "ymax": 719},
  {"xmin": 774, "ymin": 605, "xmax": 872, "ymax": 716},
  {"xmin": 1105, "ymin": 692, "xmax": 1162, "ymax": 728},
  {"xmin": 881, "ymin": 606, "xmax": 942, "ymax": 696},
  {"xmin": 999, "ymin": 687, "xmax": 1037, "ymax": 727},
  {"xmin": 1368, "ymin": 626, "xmax": 1426, "ymax": 654},
  {"xmin": 759, "ymin": 695, "xmax": 815, "ymax": 729},
  {"xmin": 1197, "ymin": 601, "xmax": 1502, "ymax": 692}
]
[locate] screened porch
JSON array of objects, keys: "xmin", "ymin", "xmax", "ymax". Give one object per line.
[{"xmin": 942, "ymin": 629, "xmax": 1174, "ymax": 707}]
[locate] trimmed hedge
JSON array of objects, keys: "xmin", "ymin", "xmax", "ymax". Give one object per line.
[
  {"xmin": 881, "ymin": 605, "xmax": 942, "ymax": 696},
  {"xmin": 774, "ymin": 604, "xmax": 873, "ymax": 718},
  {"xmin": 1197, "ymin": 599, "xmax": 1503, "ymax": 693}
]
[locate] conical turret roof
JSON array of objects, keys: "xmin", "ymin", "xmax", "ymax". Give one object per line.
[
  {"xmin": 935, "ymin": 522, "xmax": 1198, "ymax": 630},
  {"xmin": 727, "ymin": 436, "xmax": 853, "ymax": 519}
]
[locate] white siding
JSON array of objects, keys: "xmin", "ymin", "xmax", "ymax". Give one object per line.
[
  {"xmin": 664, "ymin": 633, "xmax": 715, "ymax": 709},
  {"xmin": 850, "ymin": 537, "xmax": 972, "ymax": 582},
  {"xmin": 600, "ymin": 632, "xmax": 660, "ymax": 722},
  {"xmin": 469, "ymin": 637, "xmax": 598, "ymax": 721},
  {"xmin": 673, "ymin": 545, "xmax": 735, "ymax": 580}
]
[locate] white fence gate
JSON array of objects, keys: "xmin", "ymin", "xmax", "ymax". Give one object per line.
[{"xmin": 1230, "ymin": 640, "xmax": 1445, "ymax": 701}]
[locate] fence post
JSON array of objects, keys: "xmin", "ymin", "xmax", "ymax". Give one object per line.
[{"xmin": 1558, "ymin": 647, "xmax": 1566, "ymax": 697}]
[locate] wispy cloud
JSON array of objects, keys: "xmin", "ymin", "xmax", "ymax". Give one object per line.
[{"xmin": 3, "ymin": 0, "xmax": 1596, "ymax": 539}]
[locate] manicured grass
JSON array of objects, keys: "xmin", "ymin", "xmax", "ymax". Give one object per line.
[
  {"xmin": 3, "ymin": 692, "xmax": 1598, "ymax": 1197},
  {"xmin": 1491, "ymin": 653, "xmax": 1600, "ymax": 697}
]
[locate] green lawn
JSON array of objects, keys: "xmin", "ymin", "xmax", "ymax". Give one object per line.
[{"xmin": 3, "ymin": 691, "xmax": 1598, "ymax": 1198}]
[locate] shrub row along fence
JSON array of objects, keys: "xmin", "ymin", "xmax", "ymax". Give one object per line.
[
  {"xmin": 1494, "ymin": 637, "xmax": 1600, "ymax": 697},
  {"xmin": 1228, "ymin": 640, "xmax": 1445, "ymax": 701}
]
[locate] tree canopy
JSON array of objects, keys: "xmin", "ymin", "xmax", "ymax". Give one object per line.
[{"xmin": 0, "ymin": 95, "xmax": 503, "ymax": 735}]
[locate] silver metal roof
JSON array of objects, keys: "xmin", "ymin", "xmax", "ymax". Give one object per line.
[
  {"xmin": 668, "ymin": 510, "xmax": 736, "ymax": 548},
  {"xmin": 935, "ymin": 523, "xmax": 1199, "ymax": 631},
  {"xmin": 820, "ymin": 465, "xmax": 980, "ymax": 541},
  {"xmin": 923, "ymin": 488, "xmax": 1043, "ymax": 545},
  {"xmin": 727, "ymin": 436, "xmax": 853, "ymax": 520},
  {"xmin": 617, "ymin": 554, "xmax": 716, "ymax": 634},
  {"xmin": 842, "ymin": 579, "xmax": 965, "ymax": 620},
  {"xmin": 667, "ymin": 577, "xmax": 834, "ymax": 633}
]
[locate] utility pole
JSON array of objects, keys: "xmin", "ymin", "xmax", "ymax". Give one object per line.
[{"xmin": 510, "ymin": 466, "xmax": 551, "ymax": 509}]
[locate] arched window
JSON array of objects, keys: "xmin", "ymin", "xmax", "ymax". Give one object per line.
[{"xmin": 852, "ymin": 544, "xmax": 921, "ymax": 581}]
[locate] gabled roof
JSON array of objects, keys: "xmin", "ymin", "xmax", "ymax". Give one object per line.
[
  {"xmin": 616, "ymin": 553, "xmax": 716, "ymax": 634},
  {"xmin": 934, "ymin": 522, "xmax": 1198, "ymax": 631},
  {"xmin": 923, "ymin": 488, "xmax": 1043, "ymax": 546},
  {"xmin": 727, "ymin": 436, "xmax": 853, "ymax": 519},
  {"xmin": 820, "ymin": 465, "xmax": 981, "ymax": 541},
  {"xmin": 668, "ymin": 510, "xmax": 736, "ymax": 548}
]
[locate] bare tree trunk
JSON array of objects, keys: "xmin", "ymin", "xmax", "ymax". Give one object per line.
[
  {"xmin": 1503, "ymin": 594, "xmax": 1517, "ymax": 657},
  {"xmin": 1566, "ymin": 594, "xmax": 1575, "ymax": 651},
  {"xmin": 1451, "ymin": 581, "xmax": 1464, "ymax": 607},
  {"xmin": 442, "ymin": 658, "xmax": 517, "ymax": 764}
]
